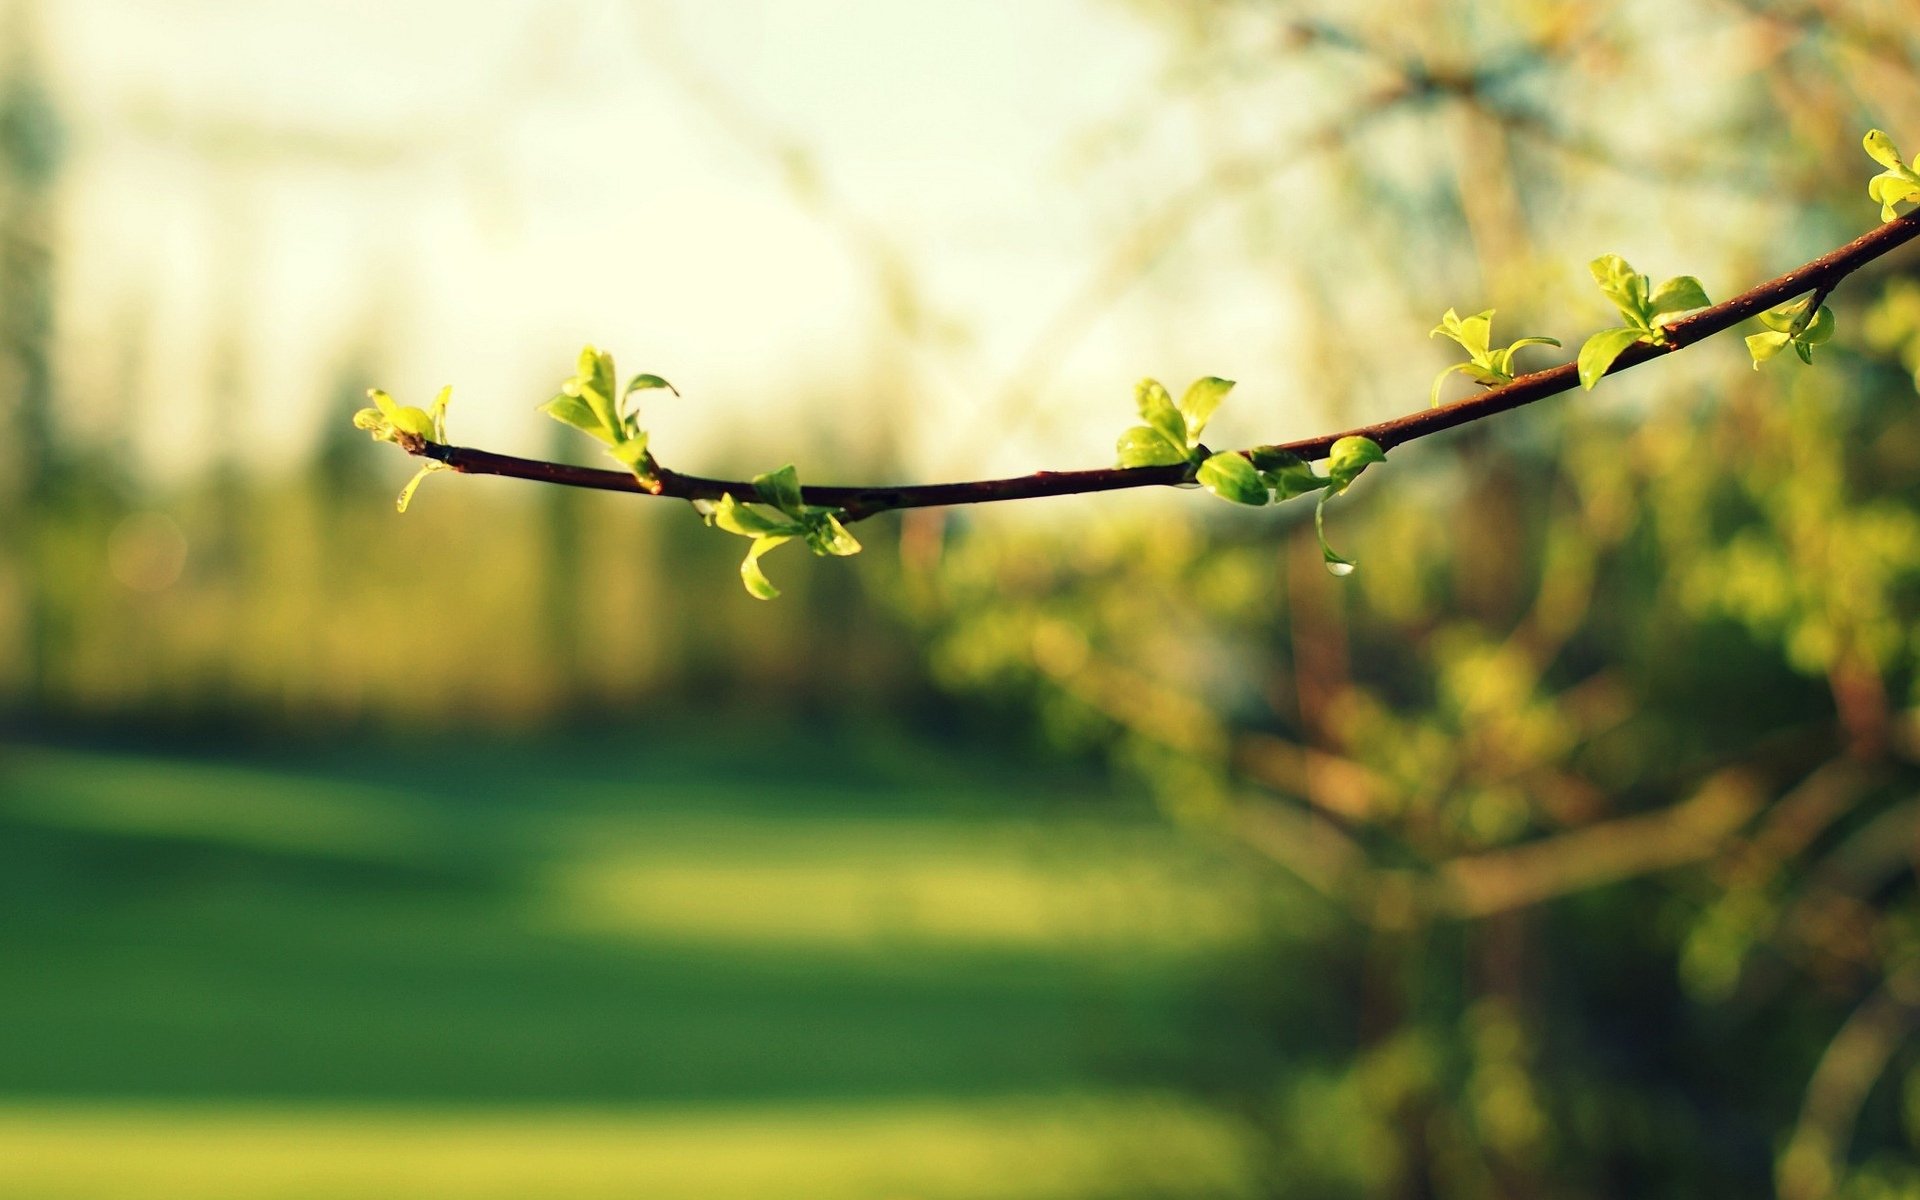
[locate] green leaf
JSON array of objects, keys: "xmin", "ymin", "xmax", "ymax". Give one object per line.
[
  {"xmin": 740, "ymin": 535, "xmax": 791, "ymax": 600},
  {"xmin": 608, "ymin": 433, "xmax": 652, "ymax": 468},
  {"xmin": 1430, "ymin": 361, "xmax": 1475, "ymax": 408},
  {"xmin": 1577, "ymin": 327, "xmax": 1647, "ymax": 390},
  {"xmin": 1250, "ymin": 448, "xmax": 1327, "ymax": 500},
  {"xmin": 563, "ymin": 346, "xmax": 621, "ymax": 436},
  {"xmin": 1802, "ymin": 304, "xmax": 1836, "ymax": 345},
  {"xmin": 1649, "ymin": 276, "xmax": 1711, "ymax": 318},
  {"xmin": 625, "ymin": 373, "xmax": 679, "ymax": 399},
  {"xmin": 1866, "ymin": 129, "xmax": 1906, "ymax": 171},
  {"xmin": 396, "ymin": 464, "xmax": 437, "ymax": 513},
  {"xmin": 1196, "ymin": 451, "xmax": 1268, "ymax": 506},
  {"xmin": 1430, "ymin": 308, "xmax": 1495, "ymax": 359},
  {"xmin": 806, "ymin": 512, "xmax": 862, "ymax": 557},
  {"xmin": 1746, "ymin": 329, "xmax": 1793, "ymax": 368},
  {"xmin": 753, "ymin": 464, "xmax": 806, "ymax": 517},
  {"xmin": 1588, "ymin": 254, "xmax": 1659, "ymax": 330},
  {"xmin": 1484, "ymin": 336, "xmax": 1561, "ymax": 380},
  {"xmin": 710, "ymin": 493, "xmax": 804, "ymax": 538},
  {"xmin": 1315, "ymin": 493, "xmax": 1355, "ymax": 577},
  {"xmin": 427, "ymin": 385, "xmax": 452, "ymax": 440},
  {"xmin": 579, "ymin": 346, "xmax": 617, "ymax": 404},
  {"xmin": 391, "ymin": 406, "xmax": 434, "ymax": 439},
  {"xmin": 574, "ymin": 381, "xmax": 619, "ymax": 439},
  {"xmin": 1134, "ymin": 378, "xmax": 1188, "ymax": 451},
  {"xmin": 1870, "ymin": 172, "xmax": 1920, "ymax": 222},
  {"xmin": 539, "ymin": 392, "xmax": 616, "ymax": 444},
  {"xmin": 1115, "ymin": 425, "xmax": 1191, "ymax": 467},
  {"xmin": 1750, "ymin": 301, "xmax": 1835, "ymax": 367},
  {"xmin": 1177, "ymin": 377, "xmax": 1234, "ymax": 441},
  {"xmin": 1325, "ymin": 436, "xmax": 1384, "ymax": 493},
  {"xmin": 365, "ymin": 389, "xmax": 434, "ymax": 439}
]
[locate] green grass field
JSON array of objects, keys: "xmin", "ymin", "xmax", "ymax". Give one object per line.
[{"xmin": 0, "ymin": 728, "xmax": 1302, "ymax": 1198}]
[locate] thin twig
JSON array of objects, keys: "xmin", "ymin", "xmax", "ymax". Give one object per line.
[{"xmin": 405, "ymin": 211, "xmax": 1920, "ymax": 522}]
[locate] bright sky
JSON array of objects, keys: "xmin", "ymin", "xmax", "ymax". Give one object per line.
[{"xmin": 41, "ymin": 0, "xmax": 1292, "ymax": 487}]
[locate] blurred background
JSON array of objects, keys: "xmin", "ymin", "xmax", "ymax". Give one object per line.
[{"xmin": 4, "ymin": 0, "xmax": 1920, "ymax": 1196}]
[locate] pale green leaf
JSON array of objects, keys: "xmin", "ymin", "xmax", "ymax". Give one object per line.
[
  {"xmin": 1325, "ymin": 436, "xmax": 1384, "ymax": 493},
  {"xmin": 395, "ymin": 464, "xmax": 436, "ymax": 513},
  {"xmin": 1506, "ymin": 336, "xmax": 1562, "ymax": 353},
  {"xmin": 1430, "ymin": 308, "xmax": 1497, "ymax": 358},
  {"xmin": 539, "ymin": 393, "xmax": 615, "ymax": 444},
  {"xmin": 1456, "ymin": 310, "xmax": 1493, "ymax": 358},
  {"xmin": 1196, "ymin": 451, "xmax": 1268, "ymax": 506},
  {"xmin": 1485, "ymin": 336, "xmax": 1560, "ymax": 381},
  {"xmin": 806, "ymin": 512, "xmax": 862, "ymax": 557},
  {"xmin": 1802, "ymin": 304, "xmax": 1836, "ymax": 345},
  {"xmin": 1746, "ymin": 329, "xmax": 1793, "ymax": 368},
  {"xmin": 753, "ymin": 464, "xmax": 806, "ymax": 517},
  {"xmin": 1250, "ymin": 448, "xmax": 1327, "ymax": 500},
  {"xmin": 574, "ymin": 381, "xmax": 619, "ymax": 439},
  {"xmin": 427, "ymin": 385, "xmax": 452, "ymax": 440},
  {"xmin": 1649, "ymin": 276, "xmax": 1711, "ymax": 318},
  {"xmin": 1134, "ymin": 378, "xmax": 1188, "ymax": 450},
  {"xmin": 625, "ymin": 373, "xmax": 679, "ymax": 399},
  {"xmin": 389, "ymin": 406, "xmax": 434, "ymax": 439},
  {"xmin": 1577, "ymin": 327, "xmax": 1646, "ymax": 390},
  {"xmin": 1177, "ymin": 377, "xmax": 1235, "ymax": 441},
  {"xmin": 741, "ymin": 535, "xmax": 791, "ymax": 599},
  {"xmin": 1430, "ymin": 362, "xmax": 1474, "ymax": 408},
  {"xmin": 1870, "ymin": 172, "xmax": 1920, "ymax": 222},
  {"xmin": 1115, "ymin": 425, "xmax": 1191, "ymax": 467},
  {"xmin": 711, "ymin": 493, "xmax": 804, "ymax": 538},
  {"xmin": 608, "ymin": 433, "xmax": 652, "ymax": 468},
  {"xmin": 1865, "ymin": 129, "xmax": 1906, "ymax": 171},
  {"xmin": 578, "ymin": 345, "xmax": 617, "ymax": 405}
]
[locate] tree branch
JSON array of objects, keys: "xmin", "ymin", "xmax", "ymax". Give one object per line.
[{"xmin": 403, "ymin": 211, "xmax": 1920, "ymax": 523}]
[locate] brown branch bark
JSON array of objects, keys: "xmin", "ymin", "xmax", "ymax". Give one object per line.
[{"xmin": 403, "ymin": 211, "xmax": 1920, "ymax": 522}]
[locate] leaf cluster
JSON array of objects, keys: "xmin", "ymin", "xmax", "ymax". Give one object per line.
[
  {"xmin": 1576, "ymin": 256, "xmax": 1710, "ymax": 390},
  {"xmin": 703, "ymin": 465, "xmax": 862, "ymax": 599},
  {"xmin": 538, "ymin": 346, "xmax": 677, "ymax": 485},
  {"xmin": 1746, "ymin": 296, "xmax": 1835, "ymax": 368},
  {"xmin": 1865, "ymin": 129, "xmax": 1920, "ymax": 223},
  {"xmin": 1114, "ymin": 376, "xmax": 1236, "ymax": 468},
  {"xmin": 353, "ymin": 386, "xmax": 453, "ymax": 512},
  {"xmin": 1111, "ymin": 375, "xmax": 1385, "ymax": 574},
  {"xmin": 1429, "ymin": 308, "xmax": 1559, "ymax": 407}
]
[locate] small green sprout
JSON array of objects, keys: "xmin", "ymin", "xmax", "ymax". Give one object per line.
[
  {"xmin": 1114, "ymin": 376, "xmax": 1236, "ymax": 467},
  {"xmin": 353, "ymin": 385, "xmax": 452, "ymax": 512},
  {"xmin": 1576, "ymin": 255, "xmax": 1711, "ymax": 389},
  {"xmin": 1865, "ymin": 129, "xmax": 1920, "ymax": 223},
  {"xmin": 1230, "ymin": 437, "xmax": 1385, "ymax": 574},
  {"xmin": 1429, "ymin": 308, "xmax": 1560, "ymax": 407},
  {"xmin": 1746, "ymin": 295, "xmax": 1836, "ymax": 368},
  {"xmin": 701, "ymin": 464, "xmax": 861, "ymax": 599},
  {"xmin": 1110, "ymin": 374, "xmax": 1381, "ymax": 573},
  {"xmin": 538, "ymin": 345, "xmax": 677, "ymax": 487}
]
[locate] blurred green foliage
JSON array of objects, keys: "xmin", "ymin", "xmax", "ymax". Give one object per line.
[{"xmin": 896, "ymin": 5, "xmax": 1920, "ymax": 1198}]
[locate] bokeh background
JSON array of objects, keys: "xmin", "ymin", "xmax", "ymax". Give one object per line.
[{"xmin": 5, "ymin": 1, "xmax": 1920, "ymax": 1197}]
